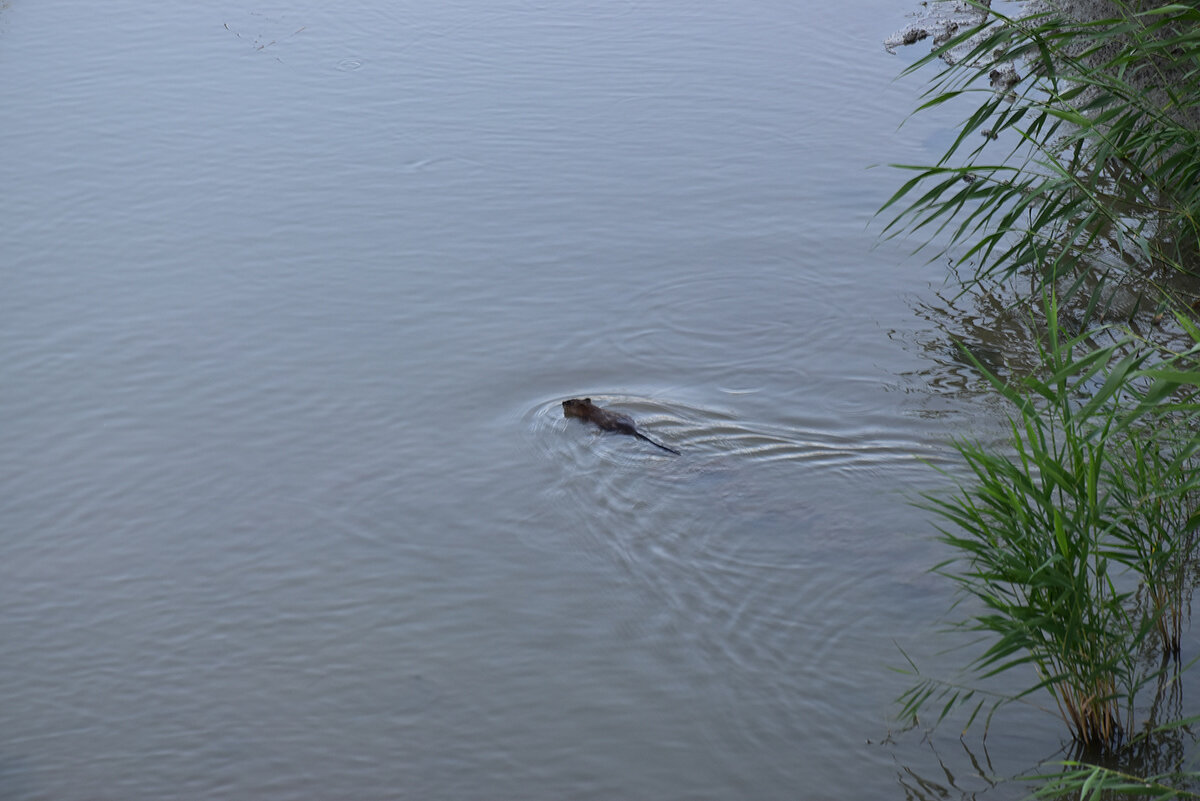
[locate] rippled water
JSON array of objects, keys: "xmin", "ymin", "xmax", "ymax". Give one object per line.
[{"xmin": 0, "ymin": 1, "xmax": 1135, "ymax": 799}]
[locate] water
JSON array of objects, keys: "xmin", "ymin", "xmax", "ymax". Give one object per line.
[{"xmin": 0, "ymin": 1, "xmax": 1172, "ymax": 799}]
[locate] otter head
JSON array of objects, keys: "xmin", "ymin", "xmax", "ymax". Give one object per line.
[{"xmin": 562, "ymin": 398, "xmax": 593, "ymax": 418}]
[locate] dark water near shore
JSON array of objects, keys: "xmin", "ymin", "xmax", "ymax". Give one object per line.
[{"xmin": 3, "ymin": 1, "xmax": 1188, "ymax": 799}]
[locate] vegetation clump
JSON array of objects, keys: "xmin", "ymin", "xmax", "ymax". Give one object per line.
[
  {"xmin": 887, "ymin": 0, "xmax": 1200, "ymax": 763},
  {"xmin": 901, "ymin": 296, "xmax": 1200, "ymax": 750},
  {"xmin": 884, "ymin": 0, "xmax": 1200, "ymax": 307}
]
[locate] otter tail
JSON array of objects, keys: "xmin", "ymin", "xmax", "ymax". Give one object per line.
[{"xmin": 636, "ymin": 432, "xmax": 681, "ymax": 456}]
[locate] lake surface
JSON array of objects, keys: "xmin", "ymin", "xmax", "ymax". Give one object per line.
[{"xmin": 3, "ymin": 1, "xmax": 1182, "ymax": 799}]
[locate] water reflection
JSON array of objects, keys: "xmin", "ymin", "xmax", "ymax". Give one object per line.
[
  {"xmin": 888, "ymin": 713, "xmax": 1200, "ymax": 801},
  {"xmin": 221, "ymin": 12, "xmax": 308, "ymax": 60},
  {"xmin": 892, "ymin": 271, "xmax": 1041, "ymax": 399},
  {"xmin": 889, "ymin": 737, "xmax": 1004, "ymax": 801}
]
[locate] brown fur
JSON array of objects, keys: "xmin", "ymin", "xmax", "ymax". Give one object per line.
[{"xmin": 562, "ymin": 398, "xmax": 680, "ymax": 455}]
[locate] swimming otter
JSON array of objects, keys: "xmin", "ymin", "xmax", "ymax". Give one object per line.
[{"xmin": 562, "ymin": 398, "xmax": 680, "ymax": 455}]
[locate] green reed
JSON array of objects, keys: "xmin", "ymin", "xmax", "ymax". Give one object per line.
[
  {"xmin": 1106, "ymin": 411, "xmax": 1200, "ymax": 655},
  {"xmin": 887, "ymin": 0, "xmax": 1200, "ymax": 789},
  {"xmin": 900, "ymin": 297, "xmax": 1200, "ymax": 749},
  {"xmin": 881, "ymin": 0, "xmax": 1200, "ymax": 298}
]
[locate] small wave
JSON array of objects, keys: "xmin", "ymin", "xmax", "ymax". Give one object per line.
[
  {"xmin": 614, "ymin": 268, "xmax": 839, "ymax": 370},
  {"xmin": 528, "ymin": 393, "xmax": 943, "ymax": 482},
  {"xmin": 518, "ymin": 390, "xmax": 939, "ymax": 709}
]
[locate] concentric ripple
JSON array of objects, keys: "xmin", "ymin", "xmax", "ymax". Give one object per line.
[{"xmin": 615, "ymin": 270, "xmax": 838, "ymax": 370}]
